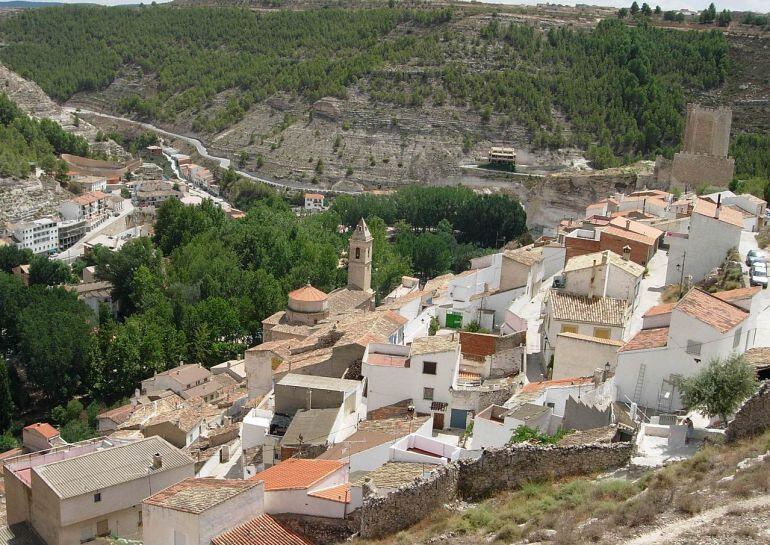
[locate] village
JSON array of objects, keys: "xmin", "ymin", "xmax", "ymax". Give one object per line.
[{"xmin": 1, "ymin": 98, "xmax": 770, "ymax": 545}]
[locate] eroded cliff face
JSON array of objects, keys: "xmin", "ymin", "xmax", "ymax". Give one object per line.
[{"xmin": 0, "ymin": 63, "xmax": 98, "ymax": 142}]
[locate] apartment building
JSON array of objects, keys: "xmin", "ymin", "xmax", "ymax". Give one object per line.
[
  {"xmin": 59, "ymin": 191, "xmax": 108, "ymax": 231},
  {"xmin": 9, "ymin": 218, "xmax": 59, "ymax": 255}
]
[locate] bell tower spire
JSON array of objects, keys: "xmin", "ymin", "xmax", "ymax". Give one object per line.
[{"xmin": 348, "ymin": 218, "xmax": 373, "ymax": 292}]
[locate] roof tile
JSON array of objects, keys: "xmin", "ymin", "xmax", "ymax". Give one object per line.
[
  {"xmin": 618, "ymin": 327, "xmax": 669, "ymax": 352},
  {"xmin": 674, "ymin": 288, "xmax": 748, "ymax": 333},
  {"xmin": 212, "ymin": 515, "xmax": 314, "ymax": 545},
  {"xmin": 250, "ymin": 459, "xmax": 344, "ymax": 490}
]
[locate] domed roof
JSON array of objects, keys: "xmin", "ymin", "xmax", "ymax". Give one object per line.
[{"xmin": 288, "ymin": 283, "xmax": 328, "ymax": 302}]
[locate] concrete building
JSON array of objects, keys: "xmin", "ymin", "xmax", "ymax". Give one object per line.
[
  {"xmin": 304, "ymin": 192, "xmax": 326, "ymax": 211},
  {"xmin": 59, "ymin": 191, "xmax": 108, "ymax": 231},
  {"xmin": 71, "ymin": 176, "xmax": 107, "ymax": 193},
  {"xmin": 363, "ymin": 334, "xmax": 461, "ymax": 430},
  {"xmin": 552, "ymin": 332, "xmax": 623, "ymax": 380},
  {"xmin": 22, "ymin": 423, "xmax": 63, "ymax": 452},
  {"xmin": 143, "ymin": 478, "xmax": 264, "ymax": 545},
  {"xmin": 542, "ymin": 290, "xmax": 630, "ymax": 362},
  {"xmin": 487, "ymin": 147, "xmax": 516, "ymax": 166},
  {"xmin": 665, "ymin": 198, "xmax": 743, "ymax": 286},
  {"xmin": 274, "ymin": 374, "xmax": 364, "ymax": 419},
  {"xmin": 562, "ymin": 250, "xmax": 644, "ymax": 307},
  {"xmin": 9, "ymin": 218, "xmax": 59, "ymax": 255},
  {"xmin": 56, "ymin": 219, "xmax": 88, "ymax": 251},
  {"xmin": 3, "ymin": 436, "xmax": 194, "ymax": 545},
  {"xmin": 615, "ymin": 287, "xmax": 758, "ymax": 412},
  {"xmin": 250, "ymin": 459, "xmax": 352, "ymax": 518},
  {"xmin": 472, "ymin": 403, "xmax": 552, "ymax": 448},
  {"xmin": 141, "ymin": 364, "xmax": 212, "ymax": 399}
]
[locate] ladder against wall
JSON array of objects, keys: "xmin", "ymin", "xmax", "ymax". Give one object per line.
[{"xmin": 632, "ymin": 363, "xmax": 646, "ymax": 405}]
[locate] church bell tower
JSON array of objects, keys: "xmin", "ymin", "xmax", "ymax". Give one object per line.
[{"xmin": 348, "ymin": 218, "xmax": 373, "ymax": 293}]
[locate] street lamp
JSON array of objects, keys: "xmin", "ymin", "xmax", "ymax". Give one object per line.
[{"xmin": 676, "ymin": 252, "xmax": 687, "ymax": 298}]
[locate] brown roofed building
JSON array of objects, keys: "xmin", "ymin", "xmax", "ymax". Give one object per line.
[
  {"xmin": 143, "ymin": 478, "xmax": 265, "ymax": 545},
  {"xmin": 211, "ymin": 514, "xmax": 315, "ymax": 545}
]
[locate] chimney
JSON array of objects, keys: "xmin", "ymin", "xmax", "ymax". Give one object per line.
[
  {"xmin": 622, "ymin": 245, "xmax": 631, "ymax": 261},
  {"xmin": 152, "ymin": 452, "xmax": 163, "ymax": 470},
  {"xmin": 589, "ymin": 258, "xmax": 597, "ymax": 299},
  {"xmin": 625, "ymin": 219, "xmax": 631, "ymax": 230}
]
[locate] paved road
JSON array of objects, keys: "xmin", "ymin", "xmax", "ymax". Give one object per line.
[
  {"xmin": 65, "ymin": 107, "xmax": 360, "ymax": 196},
  {"xmin": 626, "ymin": 249, "xmax": 669, "ymax": 340},
  {"xmin": 738, "ymin": 231, "xmax": 770, "ymax": 347}
]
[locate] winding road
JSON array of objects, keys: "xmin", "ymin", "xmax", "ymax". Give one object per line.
[{"xmin": 65, "ymin": 107, "xmax": 360, "ymax": 195}]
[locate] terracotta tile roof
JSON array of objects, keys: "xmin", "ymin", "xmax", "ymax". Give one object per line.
[
  {"xmin": 519, "ymin": 376, "xmax": 594, "ymax": 394},
  {"xmin": 327, "ymin": 288, "xmax": 373, "ymax": 314},
  {"xmin": 459, "ymin": 331, "xmax": 496, "ymax": 358},
  {"xmin": 619, "ymin": 327, "xmax": 670, "ymax": 352},
  {"xmin": 410, "ymin": 334, "xmax": 458, "ymax": 356},
  {"xmin": 308, "ymin": 483, "xmax": 350, "ymax": 503},
  {"xmin": 503, "ymin": 245, "xmax": 544, "ymax": 266},
  {"xmin": 317, "ymin": 430, "xmax": 394, "ymax": 460},
  {"xmin": 602, "ymin": 225, "xmax": 657, "ymax": 246},
  {"xmin": 97, "ymin": 403, "xmax": 135, "ymax": 424},
  {"xmin": 744, "ymin": 347, "xmax": 770, "ymax": 371},
  {"xmin": 24, "ymin": 423, "xmax": 59, "ymax": 439},
  {"xmin": 71, "ymin": 191, "xmax": 107, "ymax": 205},
  {"xmin": 144, "ymin": 478, "xmax": 260, "ymax": 513},
  {"xmin": 548, "ymin": 290, "xmax": 628, "ymax": 327},
  {"xmin": 288, "ymin": 284, "xmax": 328, "ymax": 302},
  {"xmin": 693, "ymin": 198, "xmax": 744, "ymax": 229},
  {"xmin": 251, "ymin": 459, "xmax": 344, "ymax": 490},
  {"xmin": 366, "ymin": 352, "xmax": 410, "ymax": 367},
  {"xmin": 358, "ymin": 414, "xmax": 431, "ymax": 437},
  {"xmin": 563, "ymin": 250, "xmax": 645, "ymax": 277},
  {"xmin": 304, "ymin": 193, "xmax": 324, "ymax": 200},
  {"xmin": 154, "ymin": 363, "xmax": 211, "ymax": 385},
  {"xmin": 643, "ymin": 303, "xmax": 675, "ymax": 317},
  {"xmin": 674, "ymin": 288, "xmax": 748, "ymax": 333},
  {"xmin": 557, "ymin": 332, "xmax": 624, "ymax": 346},
  {"xmin": 212, "ymin": 515, "xmax": 314, "ymax": 545},
  {"xmin": 713, "ymin": 286, "xmax": 761, "ymax": 302},
  {"xmin": 608, "ymin": 217, "xmax": 664, "ymax": 240}
]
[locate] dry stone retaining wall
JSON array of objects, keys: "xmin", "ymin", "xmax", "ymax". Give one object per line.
[
  {"xmin": 726, "ymin": 381, "xmax": 770, "ymax": 443},
  {"xmin": 359, "ymin": 442, "xmax": 632, "ymax": 538}
]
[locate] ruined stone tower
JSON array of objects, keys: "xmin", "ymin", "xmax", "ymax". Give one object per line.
[
  {"xmin": 682, "ymin": 103, "xmax": 732, "ymax": 157},
  {"xmin": 348, "ymin": 217, "xmax": 373, "ymax": 292}
]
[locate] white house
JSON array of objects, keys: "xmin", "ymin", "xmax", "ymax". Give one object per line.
[
  {"xmin": 9, "ymin": 218, "xmax": 59, "ymax": 255},
  {"xmin": 4, "ymin": 437, "xmax": 195, "ymax": 545},
  {"xmin": 562, "ymin": 250, "xmax": 644, "ymax": 307},
  {"xmin": 143, "ymin": 478, "xmax": 264, "ymax": 545},
  {"xmin": 704, "ymin": 191, "xmax": 767, "ymax": 232},
  {"xmin": 665, "ymin": 198, "xmax": 743, "ymax": 286},
  {"xmin": 59, "ymin": 191, "xmax": 109, "ymax": 231},
  {"xmin": 304, "ymin": 192, "xmax": 326, "ymax": 211},
  {"xmin": 71, "ymin": 176, "xmax": 107, "ymax": 193},
  {"xmin": 615, "ymin": 287, "xmax": 757, "ymax": 413},
  {"xmin": 250, "ymin": 458, "xmax": 353, "ymax": 518},
  {"xmin": 363, "ymin": 334, "xmax": 461, "ymax": 430},
  {"xmin": 552, "ymin": 332, "xmax": 623, "ymax": 380},
  {"xmin": 542, "ymin": 289, "xmax": 630, "ymax": 362},
  {"xmin": 472, "ymin": 403, "xmax": 552, "ymax": 449}
]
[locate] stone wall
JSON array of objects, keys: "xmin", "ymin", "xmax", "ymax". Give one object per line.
[
  {"xmin": 360, "ymin": 464, "xmax": 460, "ymax": 539},
  {"xmin": 273, "ymin": 512, "xmax": 359, "ymax": 544},
  {"xmin": 457, "ymin": 442, "xmax": 632, "ymax": 500},
  {"xmin": 726, "ymin": 381, "xmax": 770, "ymax": 443},
  {"xmin": 358, "ymin": 442, "xmax": 632, "ymax": 538},
  {"xmin": 683, "ymin": 103, "xmax": 731, "ymax": 157},
  {"xmin": 670, "ymin": 152, "xmax": 735, "ymax": 189}
]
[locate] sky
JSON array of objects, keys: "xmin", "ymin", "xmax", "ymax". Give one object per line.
[{"xmin": 16, "ymin": 0, "xmax": 769, "ymax": 14}]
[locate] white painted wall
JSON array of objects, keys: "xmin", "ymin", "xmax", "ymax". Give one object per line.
[
  {"xmin": 262, "ymin": 467, "xmax": 348, "ymax": 518},
  {"xmin": 472, "ymin": 416, "xmax": 517, "ymax": 449},
  {"xmin": 552, "ymin": 334, "xmax": 620, "ymax": 380}
]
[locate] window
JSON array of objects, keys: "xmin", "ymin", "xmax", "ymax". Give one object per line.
[
  {"xmin": 423, "ymin": 387, "xmax": 434, "ymax": 401},
  {"xmin": 138, "ymin": 510, "xmax": 142, "ymax": 528},
  {"xmin": 733, "ymin": 327, "xmax": 742, "ymax": 350},
  {"xmin": 560, "ymin": 324, "xmax": 578, "ymax": 334},
  {"xmin": 686, "ymin": 340, "xmax": 702, "ymax": 356},
  {"xmin": 355, "ymin": 247, "xmax": 360, "ymax": 259},
  {"xmin": 423, "ymin": 361, "xmax": 437, "ymax": 375},
  {"xmin": 93, "ymin": 493, "xmax": 101, "ymax": 503},
  {"xmin": 593, "ymin": 328, "xmax": 611, "ymax": 339}
]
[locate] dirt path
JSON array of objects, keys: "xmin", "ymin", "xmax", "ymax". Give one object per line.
[{"xmin": 624, "ymin": 494, "xmax": 770, "ymax": 545}]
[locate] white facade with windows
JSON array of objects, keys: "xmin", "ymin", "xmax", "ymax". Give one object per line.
[{"xmin": 10, "ymin": 218, "xmax": 59, "ymax": 254}]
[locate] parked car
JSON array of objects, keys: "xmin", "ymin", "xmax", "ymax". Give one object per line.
[
  {"xmin": 747, "ymin": 250, "xmax": 765, "ymax": 267},
  {"xmin": 750, "ymin": 266, "xmax": 769, "ymax": 288}
]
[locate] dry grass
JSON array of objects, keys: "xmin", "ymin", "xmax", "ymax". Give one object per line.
[{"xmin": 355, "ymin": 431, "xmax": 770, "ymax": 545}]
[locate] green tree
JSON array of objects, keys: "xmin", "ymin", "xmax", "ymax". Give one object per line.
[
  {"xmin": 618, "ymin": 7, "xmax": 628, "ymax": 18},
  {"xmin": 413, "ymin": 232, "xmax": 452, "ymax": 279},
  {"xmin": 641, "ymin": 3, "xmax": 652, "ymax": 16},
  {"xmin": 630, "ymin": 1, "xmax": 639, "ymax": 15},
  {"xmin": 0, "ymin": 245, "xmax": 33, "ymax": 273},
  {"xmin": 0, "ymin": 356, "xmax": 13, "ymax": 431},
  {"xmin": 238, "ymin": 151, "xmax": 249, "ymax": 168},
  {"xmin": 28, "ymin": 255, "xmax": 71, "ymax": 286},
  {"xmin": 0, "ymin": 431, "xmax": 18, "ymax": 453},
  {"xmin": 700, "ymin": 2, "xmax": 716, "ymax": 23},
  {"xmin": 680, "ymin": 354, "xmax": 758, "ymax": 424},
  {"xmin": 716, "ymin": 9, "xmax": 731, "ymax": 26}
]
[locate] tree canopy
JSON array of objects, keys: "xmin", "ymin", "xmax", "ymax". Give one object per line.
[{"xmin": 680, "ymin": 354, "xmax": 758, "ymax": 424}]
